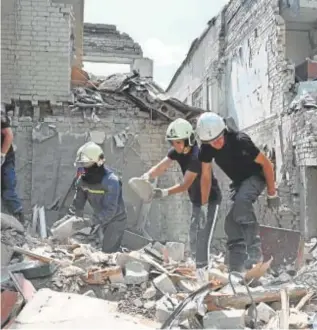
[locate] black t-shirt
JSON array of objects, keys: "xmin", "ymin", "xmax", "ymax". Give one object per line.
[
  {"xmin": 1, "ymin": 109, "xmax": 14, "ymax": 158},
  {"xmin": 167, "ymin": 144, "xmax": 221, "ymax": 205},
  {"xmin": 198, "ymin": 130, "xmax": 263, "ymax": 185}
]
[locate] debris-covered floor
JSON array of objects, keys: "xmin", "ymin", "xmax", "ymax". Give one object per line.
[{"xmin": 2, "ymin": 212, "xmax": 317, "ymax": 329}]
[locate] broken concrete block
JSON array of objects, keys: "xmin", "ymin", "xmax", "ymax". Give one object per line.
[
  {"xmin": 178, "ymin": 279, "xmax": 201, "ymax": 293},
  {"xmin": 153, "ymin": 274, "xmax": 177, "ymax": 294},
  {"xmin": 133, "ymin": 298, "xmax": 143, "ymax": 308},
  {"xmin": 124, "ymin": 261, "xmax": 149, "ymax": 285},
  {"xmin": 1, "ymin": 213, "xmax": 24, "ymax": 233},
  {"xmin": 155, "ymin": 296, "xmax": 175, "ymax": 323},
  {"xmin": 142, "ymin": 285, "xmax": 156, "ymax": 299},
  {"xmin": 153, "ymin": 241, "xmax": 165, "ymax": 254},
  {"xmin": 203, "ymin": 310, "xmax": 245, "ymax": 329},
  {"xmin": 254, "ymin": 302, "xmax": 276, "ymax": 323},
  {"xmin": 50, "ymin": 216, "xmax": 77, "ymax": 241},
  {"xmin": 109, "ymin": 269, "xmax": 125, "ymax": 284},
  {"xmin": 289, "ymin": 309, "xmax": 309, "ymax": 328},
  {"xmin": 83, "ymin": 290, "xmax": 96, "ymax": 298},
  {"xmin": 144, "ymin": 301, "xmax": 156, "ymax": 309},
  {"xmin": 165, "ymin": 242, "xmax": 184, "ymax": 262},
  {"xmin": 116, "ymin": 252, "xmax": 151, "ymax": 271},
  {"xmin": 51, "ymin": 216, "xmax": 90, "ymax": 241}
]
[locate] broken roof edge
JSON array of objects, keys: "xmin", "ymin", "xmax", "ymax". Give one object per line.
[{"xmin": 165, "ymin": 4, "xmax": 229, "ymax": 93}]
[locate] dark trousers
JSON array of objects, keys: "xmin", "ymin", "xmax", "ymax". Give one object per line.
[
  {"xmin": 1, "ymin": 157, "xmax": 23, "ymax": 214},
  {"xmin": 96, "ymin": 212, "xmax": 127, "ymax": 253},
  {"xmin": 225, "ymin": 175, "xmax": 265, "ymax": 272},
  {"xmin": 190, "ymin": 197, "xmax": 221, "ymax": 269}
]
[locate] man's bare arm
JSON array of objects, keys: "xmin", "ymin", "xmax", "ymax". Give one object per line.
[
  {"xmin": 254, "ymin": 152, "xmax": 276, "ymax": 196},
  {"xmin": 147, "ymin": 157, "xmax": 173, "ymax": 179},
  {"xmin": 201, "ymin": 162, "xmax": 212, "ymax": 204},
  {"xmin": 167, "ymin": 171, "xmax": 197, "ymax": 196},
  {"xmin": 1, "ymin": 128, "xmax": 13, "ymax": 154}
]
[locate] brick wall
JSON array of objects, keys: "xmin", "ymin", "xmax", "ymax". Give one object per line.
[
  {"xmin": 1, "ymin": 0, "xmax": 73, "ymax": 104},
  {"xmin": 165, "ymin": 0, "xmax": 307, "ymax": 249},
  {"xmin": 83, "ymin": 23, "xmax": 143, "ymax": 63},
  {"xmin": 9, "ymin": 102, "xmax": 192, "ymax": 246}
]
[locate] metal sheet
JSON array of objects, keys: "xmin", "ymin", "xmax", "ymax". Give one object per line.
[{"xmin": 259, "ymin": 225, "xmax": 301, "ymax": 270}]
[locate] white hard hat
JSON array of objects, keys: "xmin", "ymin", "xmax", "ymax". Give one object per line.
[
  {"xmin": 196, "ymin": 112, "xmax": 226, "ymax": 141},
  {"xmin": 74, "ymin": 141, "xmax": 105, "ymax": 167},
  {"xmin": 166, "ymin": 118, "xmax": 195, "ymax": 145}
]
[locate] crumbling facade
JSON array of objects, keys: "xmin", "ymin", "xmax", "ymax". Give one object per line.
[
  {"xmin": 0, "ymin": 0, "xmax": 191, "ymax": 245},
  {"xmin": 167, "ymin": 0, "xmax": 317, "ymax": 240},
  {"xmin": 83, "ymin": 23, "xmax": 153, "ymax": 78}
]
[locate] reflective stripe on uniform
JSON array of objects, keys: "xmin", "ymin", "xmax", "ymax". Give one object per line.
[{"xmin": 82, "ymin": 188, "xmax": 105, "ymax": 194}]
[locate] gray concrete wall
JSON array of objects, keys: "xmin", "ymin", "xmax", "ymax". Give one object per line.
[{"xmin": 11, "ymin": 105, "xmax": 194, "ymax": 245}]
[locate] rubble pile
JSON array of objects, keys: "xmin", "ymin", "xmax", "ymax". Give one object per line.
[
  {"xmin": 2, "ymin": 212, "xmax": 317, "ymax": 329},
  {"xmin": 70, "ymin": 71, "xmax": 204, "ymax": 123}
]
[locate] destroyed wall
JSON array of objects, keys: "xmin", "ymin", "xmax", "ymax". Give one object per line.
[
  {"xmin": 1, "ymin": 0, "xmax": 73, "ymax": 104},
  {"xmin": 83, "ymin": 23, "xmax": 153, "ymax": 78},
  {"xmin": 280, "ymin": 85, "xmax": 317, "ymax": 238},
  {"xmin": 166, "ymin": 15, "xmax": 223, "ymax": 107},
  {"xmin": 83, "ymin": 23, "xmax": 143, "ymax": 63},
  {"xmin": 11, "ymin": 102, "xmax": 192, "ymax": 245},
  {"xmin": 166, "ymin": 0, "xmax": 317, "ymax": 245}
]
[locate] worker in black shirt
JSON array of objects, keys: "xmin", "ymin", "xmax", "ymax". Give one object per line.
[
  {"xmin": 141, "ymin": 118, "xmax": 222, "ymax": 268},
  {"xmin": 1, "ymin": 104, "xmax": 24, "ymax": 223},
  {"xmin": 196, "ymin": 112, "xmax": 280, "ymax": 272}
]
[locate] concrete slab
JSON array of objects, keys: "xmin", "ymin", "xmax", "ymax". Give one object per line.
[{"xmin": 9, "ymin": 288, "xmax": 159, "ymax": 329}]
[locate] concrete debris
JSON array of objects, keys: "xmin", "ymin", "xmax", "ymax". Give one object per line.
[
  {"xmin": 254, "ymin": 302, "xmax": 276, "ymax": 323},
  {"xmin": 203, "ymin": 309, "xmax": 246, "ymax": 329},
  {"xmin": 153, "ymin": 274, "xmax": 177, "ymax": 295},
  {"xmin": 124, "ymin": 261, "xmax": 149, "ymax": 285},
  {"xmin": 2, "ymin": 212, "xmax": 317, "ymax": 328},
  {"xmin": 165, "ymin": 242, "xmax": 185, "ymax": 262},
  {"xmin": 71, "ymin": 71, "xmax": 204, "ymax": 122},
  {"xmin": 134, "ymin": 298, "xmax": 143, "ymax": 308},
  {"xmin": 143, "ymin": 285, "xmax": 157, "ymax": 299}
]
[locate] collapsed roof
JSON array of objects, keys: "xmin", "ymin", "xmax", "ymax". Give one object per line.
[{"xmin": 71, "ymin": 71, "xmax": 205, "ymax": 123}]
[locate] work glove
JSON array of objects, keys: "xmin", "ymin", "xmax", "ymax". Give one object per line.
[
  {"xmin": 199, "ymin": 204, "xmax": 209, "ymax": 229},
  {"xmin": 1, "ymin": 153, "xmax": 5, "ymax": 166},
  {"xmin": 140, "ymin": 172, "xmax": 150, "ymax": 181},
  {"xmin": 267, "ymin": 193, "xmax": 280, "ymax": 210},
  {"xmin": 153, "ymin": 188, "xmax": 169, "ymax": 199}
]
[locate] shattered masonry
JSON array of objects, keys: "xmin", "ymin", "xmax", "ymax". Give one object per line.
[
  {"xmin": 2, "ymin": 211, "xmax": 317, "ymax": 328},
  {"xmin": 1, "ymin": 0, "xmax": 317, "ymax": 255}
]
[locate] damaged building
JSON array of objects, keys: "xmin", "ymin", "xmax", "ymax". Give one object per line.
[
  {"xmin": 0, "ymin": 0, "xmax": 203, "ymax": 246},
  {"xmin": 2, "ymin": 0, "xmax": 317, "ymax": 328},
  {"xmin": 167, "ymin": 0, "xmax": 317, "ymax": 241}
]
